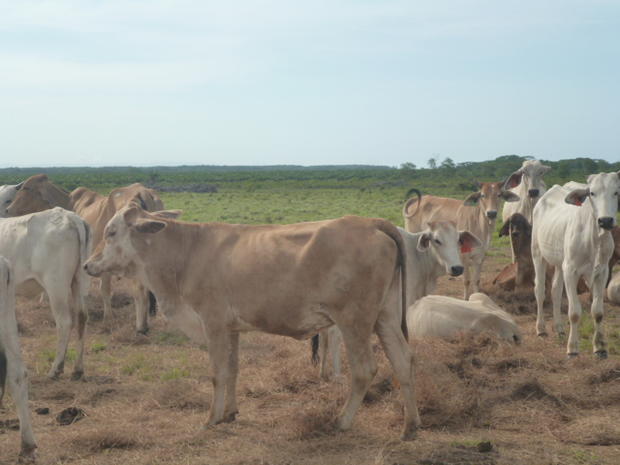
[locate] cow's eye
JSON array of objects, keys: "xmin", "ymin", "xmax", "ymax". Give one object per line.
[
  {"xmin": 108, "ymin": 231, "xmax": 116, "ymax": 238},
  {"xmin": 4, "ymin": 200, "xmax": 10, "ymax": 205},
  {"xmin": 434, "ymin": 239, "xmax": 442, "ymax": 246},
  {"xmin": 590, "ymin": 192, "xmax": 595, "ymax": 196}
]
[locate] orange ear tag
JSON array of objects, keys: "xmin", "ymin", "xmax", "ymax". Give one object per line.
[
  {"xmin": 574, "ymin": 199, "xmax": 582, "ymax": 206},
  {"xmin": 460, "ymin": 244, "xmax": 472, "ymax": 254}
]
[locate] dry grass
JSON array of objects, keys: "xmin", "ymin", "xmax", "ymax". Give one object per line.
[{"xmin": 2, "ymin": 258, "xmax": 620, "ymax": 464}]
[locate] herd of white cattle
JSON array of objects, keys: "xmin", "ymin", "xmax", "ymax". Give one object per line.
[{"xmin": 0, "ymin": 162, "xmax": 619, "ymax": 461}]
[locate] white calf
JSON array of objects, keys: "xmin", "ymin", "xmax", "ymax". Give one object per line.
[
  {"xmin": 532, "ymin": 172, "xmax": 620, "ymax": 358},
  {"xmin": 0, "ymin": 256, "xmax": 37, "ymax": 461},
  {"xmin": 0, "ymin": 208, "xmax": 91, "ymax": 378},
  {"xmin": 406, "ymin": 293, "xmax": 521, "ymax": 343}
]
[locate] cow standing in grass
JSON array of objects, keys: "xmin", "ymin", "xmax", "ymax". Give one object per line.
[{"xmin": 531, "ymin": 173, "xmax": 620, "ymax": 358}]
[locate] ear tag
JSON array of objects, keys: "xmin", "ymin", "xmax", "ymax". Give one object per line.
[
  {"xmin": 574, "ymin": 199, "xmax": 582, "ymax": 206},
  {"xmin": 460, "ymin": 243, "xmax": 472, "ymax": 254}
]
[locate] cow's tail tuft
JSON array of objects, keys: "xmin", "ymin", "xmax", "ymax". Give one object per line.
[
  {"xmin": 311, "ymin": 335, "xmax": 320, "ymax": 365},
  {"xmin": 0, "ymin": 349, "xmax": 6, "ymax": 406},
  {"xmin": 375, "ymin": 220, "xmax": 408, "ymax": 341},
  {"xmin": 148, "ymin": 291, "xmax": 157, "ymax": 316},
  {"xmin": 403, "ymin": 188, "xmax": 422, "ymax": 219}
]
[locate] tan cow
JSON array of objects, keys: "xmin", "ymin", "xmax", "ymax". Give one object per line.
[
  {"xmin": 84, "ymin": 207, "xmax": 420, "ymax": 440},
  {"xmin": 403, "ymin": 185, "xmax": 519, "ymax": 298},
  {"xmin": 6, "ymin": 174, "xmax": 163, "ymax": 332}
]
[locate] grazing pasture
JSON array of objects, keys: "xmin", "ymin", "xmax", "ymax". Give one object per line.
[{"xmin": 1, "ymin": 165, "xmax": 620, "ymax": 465}]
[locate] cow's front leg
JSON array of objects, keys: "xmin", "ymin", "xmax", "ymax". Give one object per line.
[
  {"xmin": 532, "ymin": 242, "xmax": 547, "ymax": 336},
  {"xmin": 133, "ymin": 281, "xmax": 149, "ymax": 335},
  {"xmin": 471, "ymin": 256, "xmax": 484, "ymax": 294},
  {"xmin": 590, "ymin": 264, "xmax": 608, "ymax": 358},
  {"xmin": 206, "ymin": 326, "xmax": 231, "ymax": 426},
  {"xmin": 563, "ymin": 265, "xmax": 582, "ymax": 357},
  {"xmin": 100, "ymin": 274, "xmax": 113, "ymax": 321},
  {"xmin": 223, "ymin": 332, "xmax": 239, "ymax": 422},
  {"xmin": 462, "ymin": 264, "xmax": 472, "ymax": 299}
]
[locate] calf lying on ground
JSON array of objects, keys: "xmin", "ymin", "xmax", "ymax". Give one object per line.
[
  {"xmin": 406, "ymin": 293, "xmax": 521, "ymax": 343},
  {"xmin": 0, "ymin": 256, "xmax": 37, "ymax": 461}
]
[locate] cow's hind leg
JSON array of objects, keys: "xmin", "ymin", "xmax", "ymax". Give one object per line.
[
  {"xmin": 223, "ymin": 332, "xmax": 239, "ymax": 422},
  {"xmin": 551, "ymin": 267, "xmax": 565, "ymax": 337},
  {"xmin": 590, "ymin": 263, "xmax": 608, "ymax": 358},
  {"xmin": 337, "ymin": 318, "xmax": 376, "ymax": 431},
  {"xmin": 45, "ymin": 284, "xmax": 73, "ymax": 379},
  {"xmin": 532, "ymin": 243, "xmax": 547, "ymax": 336}
]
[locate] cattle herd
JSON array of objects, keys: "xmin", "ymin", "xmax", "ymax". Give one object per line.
[{"xmin": 0, "ymin": 162, "xmax": 619, "ymax": 462}]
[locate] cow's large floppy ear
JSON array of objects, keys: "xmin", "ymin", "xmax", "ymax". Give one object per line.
[
  {"xmin": 459, "ymin": 230, "xmax": 481, "ymax": 253},
  {"xmin": 499, "ymin": 220, "xmax": 511, "ymax": 237},
  {"xmin": 134, "ymin": 219, "xmax": 166, "ymax": 234},
  {"xmin": 152, "ymin": 209, "xmax": 182, "ymax": 220},
  {"xmin": 463, "ymin": 191, "xmax": 482, "ymax": 206},
  {"xmin": 565, "ymin": 188, "xmax": 589, "ymax": 206},
  {"xmin": 501, "ymin": 191, "xmax": 520, "ymax": 202},
  {"xmin": 416, "ymin": 232, "xmax": 431, "ymax": 252},
  {"xmin": 122, "ymin": 205, "xmax": 141, "ymax": 224},
  {"xmin": 504, "ymin": 171, "xmax": 522, "ymax": 190}
]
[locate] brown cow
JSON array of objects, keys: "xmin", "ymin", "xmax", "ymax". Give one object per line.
[
  {"xmin": 84, "ymin": 207, "xmax": 420, "ymax": 440},
  {"xmin": 6, "ymin": 174, "xmax": 164, "ymax": 332},
  {"xmin": 494, "ymin": 213, "xmax": 534, "ymax": 290},
  {"xmin": 403, "ymin": 184, "xmax": 519, "ymax": 298}
]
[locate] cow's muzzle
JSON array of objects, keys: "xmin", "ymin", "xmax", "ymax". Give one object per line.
[
  {"xmin": 528, "ymin": 189, "xmax": 539, "ymax": 198},
  {"xmin": 450, "ymin": 265, "xmax": 464, "ymax": 277},
  {"xmin": 486, "ymin": 210, "xmax": 497, "ymax": 220},
  {"xmin": 84, "ymin": 261, "xmax": 103, "ymax": 277},
  {"xmin": 598, "ymin": 217, "xmax": 614, "ymax": 230}
]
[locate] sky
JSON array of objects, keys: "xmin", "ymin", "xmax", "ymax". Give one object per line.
[{"xmin": 1, "ymin": 0, "xmax": 619, "ymax": 168}]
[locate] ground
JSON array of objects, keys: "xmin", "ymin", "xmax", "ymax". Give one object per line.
[{"xmin": 1, "ymin": 246, "xmax": 620, "ymax": 465}]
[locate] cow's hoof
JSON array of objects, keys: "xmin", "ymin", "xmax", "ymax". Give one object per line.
[
  {"xmin": 401, "ymin": 428, "xmax": 417, "ymax": 441},
  {"xmin": 71, "ymin": 371, "xmax": 84, "ymax": 381},
  {"xmin": 223, "ymin": 410, "xmax": 238, "ymax": 423},
  {"xmin": 18, "ymin": 444, "xmax": 37, "ymax": 464},
  {"xmin": 595, "ymin": 350, "xmax": 608, "ymax": 360},
  {"xmin": 47, "ymin": 371, "xmax": 61, "ymax": 380},
  {"xmin": 567, "ymin": 352, "xmax": 579, "ymax": 359},
  {"xmin": 537, "ymin": 332, "xmax": 548, "ymax": 338},
  {"xmin": 136, "ymin": 328, "xmax": 149, "ymax": 336}
]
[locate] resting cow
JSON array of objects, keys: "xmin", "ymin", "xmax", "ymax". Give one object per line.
[
  {"xmin": 6, "ymin": 174, "xmax": 163, "ymax": 333},
  {"xmin": 0, "ymin": 256, "xmax": 36, "ymax": 461},
  {"xmin": 403, "ymin": 185, "xmax": 519, "ymax": 298},
  {"xmin": 406, "ymin": 293, "xmax": 521, "ymax": 343},
  {"xmin": 312, "ymin": 221, "xmax": 482, "ymax": 380},
  {"xmin": 532, "ymin": 173, "xmax": 620, "ymax": 358},
  {"xmin": 84, "ymin": 207, "xmax": 420, "ymax": 440},
  {"xmin": 0, "ymin": 208, "xmax": 91, "ymax": 378}
]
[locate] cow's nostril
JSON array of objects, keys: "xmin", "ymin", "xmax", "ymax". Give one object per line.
[
  {"xmin": 451, "ymin": 266, "xmax": 464, "ymax": 276},
  {"xmin": 528, "ymin": 189, "xmax": 539, "ymax": 198},
  {"xmin": 486, "ymin": 211, "xmax": 497, "ymax": 219},
  {"xmin": 598, "ymin": 217, "xmax": 613, "ymax": 230}
]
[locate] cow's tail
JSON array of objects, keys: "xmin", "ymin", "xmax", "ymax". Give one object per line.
[
  {"xmin": 148, "ymin": 291, "xmax": 157, "ymax": 316},
  {"xmin": 403, "ymin": 188, "xmax": 422, "ymax": 219},
  {"xmin": 311, "ymin": 334, "xmax": 320, "ymax": 365},
  {"xmin": 0, "ymin": 348, "xmax": 6, "ymax": 406},
  {"xmin": 68, "ymin": 215, "xmax": 92, "ymax": 316},
  {"xmin": 375, "ymin": 220, "xmax": 408, "ymax": 341}
]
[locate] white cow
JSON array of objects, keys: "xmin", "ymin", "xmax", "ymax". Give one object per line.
[
  {"xmin": 313, "ymin": 222, "xmax": 482, "ymax": 380},
  {"xmin": 0, "ymin": 207, "xmax": 91, "ymax": 378},
  {"xmin": 0, "ymin": 183, "xmax": 22, "ymax": 217},
  {"xmin": 406, "ymin": 293, "xmax": 521, "ymax": 343},
  {"xmin": 532, "ymin": 172, "xmax": 620, "ymax": 358},
  {"xmin": 0, "ymin": 256, "xmax": 37, "ymax": 461},
  {"xmin": 607, "ymin": 271, "xmax": 620, "ymax": 304},
  {"xmin": 502, "ymin": 160, "xmax": 551, "ymax": 224}
]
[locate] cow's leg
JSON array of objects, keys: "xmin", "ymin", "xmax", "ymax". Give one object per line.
[
  {"xmin": 551, "ymin": 267, "xmax": 565, "ymax": 337},
  {"xmin": 0, "ymin": 308, "xmax": 36, "ymax": 459},
  {"xmin": 329, "ymin": 326, "xmax": 342, "ymax": 379},
  {"xmin": 71, "ymin": 303, "xmax": 87, "ymax": 380},
  {"xmin": 45, "ymin": 287, "xmax": 73, "ymax": 379},
  {"xmin": 100, "ymin": 273, "xmax": 113, "ymax": 321},
  {"xmin": 462, "ymin": 264, "xmax": 472, "ymax": 299},
  {"xmin": 337, "ymin": 322, "xmax": 376, "ymax": 431},
  {"xmin": 532, "ymin": 242, "xmax": 547, "ymax": 336},
  {"xmin": 563, "ymin": 265, "xmax": 582, "ymax": 357},
  {"xmin": 205, "ymin": 326, "xmax": 231, "ymax": 426},
  {"xmin": 471, "ymin": 256, "xmax": 484, "ymax": 294},
  {"xmin": 590, "ymin": 263, "xmax": 608, "ymax": 358},
  {"xmin": 133, "ymin": 281, "xmax": 149, "ymax": 335},
  {"xmin": 318, "ymin": 328, "xmax": 331, "ymax": 380},
  {"xmin": 223, "ymin": 332, "xmax": 239, "ymax": 422}
]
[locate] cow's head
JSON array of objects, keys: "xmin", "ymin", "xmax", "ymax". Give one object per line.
[
  {"xmin": 84, "ymin": 205, "xmax": 182, "ymax": 278},
  {"xmin": 416, "ymin": 221, "xmax": 482, "ymax": 276},
  {"xmin": 6, "ymin": 174, "xmax": 70, "ymax": 216},
  {"xmin": 499, "ymin": 213, "xmax": 532, "ymax": 261},
  {"xmin": 503, "ymin": 160, "xmax": 551, "ymax": 199},
  {"xmin": 0, "ymin": 182, "xmax": 23, "ymax": 217},
  {"xmin": 565, "ymin": 171, "xmax": 620, "ymax": 230},
  {"xmin": 463, "ymin": 182, "xmax": 520, "ymax": 220}
]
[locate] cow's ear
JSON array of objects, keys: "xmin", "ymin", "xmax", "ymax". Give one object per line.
[
  {"xmin": 122, "ymin": 205, "xmax": 141, "ymax": 224},
  {"xmin": 565, "ymin": 188, "xmax": 589, "ymax": 207},
  {"xmin": 541, "ymin": 164, "xmax": 551, "ymax": 175},
  {"xmin": 501, "ymin": 191, "xmax": 520, "ymax": 202},
  {"xmin": 504, "ymin": 171, "xmax": 522, "ymax": 190},
  {"xmin": 134, "ymin": 219, "xmax": 166, "ymax": 234},
  {"xmin": 416, "ymin": 232, "xmax": 431, "ymax": 252},
  {"xmin": 459, "ymin": 230, "xmax": 481, "ymax": 253},
  {"xmin": 152, "ymin": 209, "xmax": 182, "ymax": 220},
  {"xmin": 499, "ymin": 220, "xmax": 511, "ymax": 237},
  {"xmin": 463, "ymin": 192, "xmax": 481, "ymax": 206}
]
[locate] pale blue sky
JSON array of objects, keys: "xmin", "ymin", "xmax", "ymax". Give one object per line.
[{"xmin": 1, "ymin": 0, "xmax": 618, "ymax": 167}]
